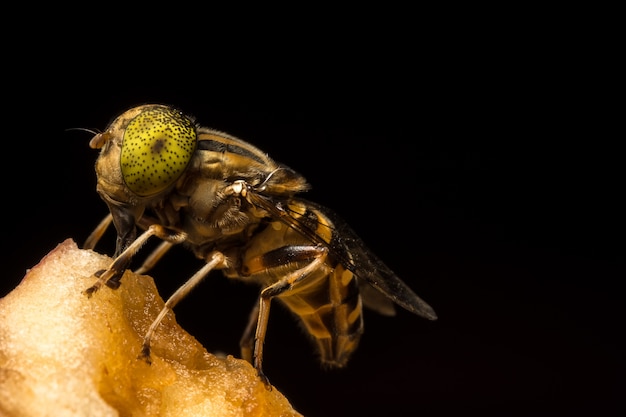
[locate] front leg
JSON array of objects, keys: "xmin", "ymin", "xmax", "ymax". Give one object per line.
[
  {"xmin": 85, "ymin": 201, "xmax": 140, "ymax": 291},
  {"xmin": 83, "ymin": 213, "xmax": 113, "ymax": 250},
  {"xmin": 84, "ymin": 224, "xmax": 187, "ymax": 297}
]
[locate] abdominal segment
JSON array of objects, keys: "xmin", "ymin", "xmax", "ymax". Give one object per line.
[{"xmin": 279, "ymin": 263, "xmax": 364, "ymax": 367}]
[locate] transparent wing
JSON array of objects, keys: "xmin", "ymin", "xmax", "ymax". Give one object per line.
[
  {"xmin": 248, "ymin": 192, "xmax": 437, "ymax": 320},
  {"xmin": 326, "ymin": 207, "xmax": 438, "ymax": 320}
]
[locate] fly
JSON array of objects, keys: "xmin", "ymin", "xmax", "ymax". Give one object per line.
[{"xmin": 82, "ymin": 104, "xmax": 437, "ymax": 387}]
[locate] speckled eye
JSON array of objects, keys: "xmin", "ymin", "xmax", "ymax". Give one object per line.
[{"xmin": 121, "ymin": 107, "xmax": 197, "ymax": 196}]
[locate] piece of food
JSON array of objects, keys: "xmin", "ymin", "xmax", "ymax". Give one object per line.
[{"xmin": 0, "ymin": 239, "xmax": 301, "ymax": 417}]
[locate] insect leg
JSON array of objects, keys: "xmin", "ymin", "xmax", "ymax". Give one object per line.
[
  {"xmin": 84, "ymin": 224, "xmax": 186, "ymax": 296},
  {"xmin": 239, "ymin": 297, "xmax": 260, "ymax": 364},
  {"xmin": 139, "ymin": 251, "xmax": 226, "ymax": 363},
  {"xmin": 83, "ymin": 213, "xmax": 113, "ymax": 250},
  {"xmin": 246, "ymin": 245, "xmax": 329, "ymax": 388},
  {"xmin": 134, "ymin": 241, "xmax": 174, "ymax": 275}
]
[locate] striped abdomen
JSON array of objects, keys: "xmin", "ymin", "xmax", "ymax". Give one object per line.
[{"xmin": 276, "ymin": 251, "xmax": 364, "ymax": 367}]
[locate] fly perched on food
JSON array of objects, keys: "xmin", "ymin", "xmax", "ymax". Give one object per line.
[{"xmin": 83, "ymin": 104, "xmax": 437, "ymax": 387}]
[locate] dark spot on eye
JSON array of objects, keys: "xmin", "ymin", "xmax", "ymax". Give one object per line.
[{"xmin": 151, "ymin": 139, "xmax": 165, "ymax": 154}]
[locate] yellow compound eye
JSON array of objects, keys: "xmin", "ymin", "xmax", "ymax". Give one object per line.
[{"xmin": 121, "ymin": 106, "xmax": 197, "ymax": 196}]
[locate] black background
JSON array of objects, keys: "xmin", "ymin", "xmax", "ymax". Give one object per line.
[{"xmin": 2, "ymin": 18, "xmax": 623, "ymax": 417}]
